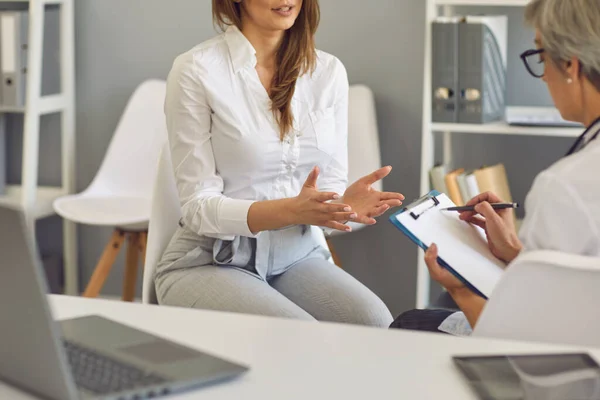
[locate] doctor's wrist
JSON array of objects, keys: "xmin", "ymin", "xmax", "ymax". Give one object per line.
[
  {"xmin": 504, "ymin": 239, "xmax": 523, "ymax": 264},
  {"xmin": 447, "ymin": 286, "xmax": 474, "ymax": 300}
]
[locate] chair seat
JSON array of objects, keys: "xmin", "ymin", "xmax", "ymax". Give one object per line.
[{"xmin": 54, "ymin": 194, "xmax": 151, "ymax": 228}]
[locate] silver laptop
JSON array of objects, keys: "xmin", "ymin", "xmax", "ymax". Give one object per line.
[{"xmin": 0, "ymin": 205, "xmax": 249, "ymax": 400}]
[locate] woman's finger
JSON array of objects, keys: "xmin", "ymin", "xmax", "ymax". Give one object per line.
[
  {"xmin": 320, "ymin": 202, "xmax": 353, "ymax": 213},
  {"xmin": 328, "ymin": 212, "xmax": 358, "ymax": 222},
  {"xmin": 352, "ymin": 214, "xmax": 377, "ymax": 225},
  {"xmin": 324, "ymin": 221, "xmax": 352, "ymax": 232},
  {"xmin": 379, "ymin": 192, "xmax": 406, "ymax": 201},
  {"xmin": 465, "ymin": 215, "xmax": 487, "ymax": 230},
  {"xmin": 424, "ymin": 244, "xmax": 444, "ymax": 280},
  {"xmin": 369, "ymin": 204, "xmax": 390, "ymax": 218},
  {"xmin": 377, "ymin": 199, "xmax": 403, "ymax": 208},
  {"xmin": 303, "ymin": 166, "xmax": 320, "ymax": 189},
  {"xmin": 465, "ymin": 191, "xmax": 504, "ymax": 207},
  {"xmin": 313, "ymin": 191, "xmax": 342, "ymax": 202},
  {"xmin": 474, "ymin": 202, "xmax": 504, "ymax": 226},
  {"xmin": 359, "ymin": 166, "xmax": 393, "ymax": 185},
  {"xmin": 459, "ymin": 192, "xmax": 505, "ymax": 220}
]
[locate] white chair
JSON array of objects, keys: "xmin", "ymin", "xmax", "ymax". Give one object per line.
[
  {"xmin": 54, "ymin": 79, "xmax": 167, "ymax": 302},
  {"xmin": 143, "ymin": 145, "xmax": 180, "ymax": 304},
  {"xmin": 474, "ymin": 250, "xmax": 600, "ymax": 347},
  {"xmin": 326, "ymin": 85, "xmax": 383, "ymax": 267}
]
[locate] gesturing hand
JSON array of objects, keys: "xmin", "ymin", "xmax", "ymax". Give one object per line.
[
  {"xmin": 290, "ymin": 167, "xmax": 358, "ymax": 232},
  {"xmin": 342, "ymin": 166, "xmax": 405, "ymax": 225}
]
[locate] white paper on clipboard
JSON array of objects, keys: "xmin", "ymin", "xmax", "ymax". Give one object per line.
[{"xmin": 393, "ymin": 192, "xmax": 505, "ymax": 298}]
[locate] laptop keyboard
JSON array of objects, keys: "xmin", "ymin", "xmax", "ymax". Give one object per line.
[{"xmin": 63, "ymin": 340, "xmax": 169, "ymax": 395}]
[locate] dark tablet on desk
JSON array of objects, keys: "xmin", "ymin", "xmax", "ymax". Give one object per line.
[{"xmin": 453, "ymin": 353, "xmax": 600, "ymax": 400}]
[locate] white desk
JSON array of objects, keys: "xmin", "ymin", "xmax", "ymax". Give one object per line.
[{"xmin": 1, "ymin": 295, "xmax": 595, "ymax": 399}]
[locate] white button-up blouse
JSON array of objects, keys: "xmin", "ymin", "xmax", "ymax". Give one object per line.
[{"xmin": 163, "ymin": 25, "xmax": 349, "ymax": 275}]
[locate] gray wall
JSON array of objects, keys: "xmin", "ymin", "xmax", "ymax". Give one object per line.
[{"xmin": 10, "ymin": 1, "xmax": 577, "ymax": 315}]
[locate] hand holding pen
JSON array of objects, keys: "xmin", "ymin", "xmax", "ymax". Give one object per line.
[{"xmin": 449, "ymin": 192, "xmax": 523, "ymax": 264}]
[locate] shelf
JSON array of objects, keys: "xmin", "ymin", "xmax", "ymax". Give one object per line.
[
  {"xmin": 431, "ymin": 107, "xmax": 583, "ymax": 138},
  {"xmin": 0, "ymin": 94, "xmax": 68, "ymax": 115},
  {"xmin": 40, "ymin": 94, "xmax": 68, "ymax": 114},
  {"xmin": 434, "ymin": 0, "xmax": 530, "ymax": 6},
  {"xmin": 0, "ymin": 0, "xmax": 78, "ymax": 295},
  {"xmin": 0, "ymin": 0, "xmax": 68, "ymax": 4},
  {"xmin": 418, "ymin": 0, "xmax": 543, "ymax": 310},
  {"xmin": 431, "ymin": 121, "xmax": 581, "ymax": 138},
  {"xmin": 0, "ymin": 106, "xmax": 25, "ymax": 113},
  {"xmin": 0, "ymin": 185, "xmax": 65, "ymax": 219}
]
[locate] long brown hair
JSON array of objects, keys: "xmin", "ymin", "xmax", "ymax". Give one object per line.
[{"xmin": 212, "ymin": 0, "xmax": 320, "ymax": 139}]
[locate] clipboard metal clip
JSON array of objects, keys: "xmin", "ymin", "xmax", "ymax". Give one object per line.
[{"xmin": 405, "ymin": 194, "xmax": 440, "ymax": 220}]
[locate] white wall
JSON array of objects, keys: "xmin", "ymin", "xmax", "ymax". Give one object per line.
[{"xmin": 8, "ymin": 1, "xmax": 576, "ymax": 315}]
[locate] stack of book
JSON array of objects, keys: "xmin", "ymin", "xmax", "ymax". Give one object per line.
[{"xmin": 430, "ymin": 163, "xmax": 513, "ymax": 207}]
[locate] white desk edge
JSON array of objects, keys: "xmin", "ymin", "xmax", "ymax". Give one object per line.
[{"xmin": 0, "ymin": 295, "xmax": 595, "ymax": 400}]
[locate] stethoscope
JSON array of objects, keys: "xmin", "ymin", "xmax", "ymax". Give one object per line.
[{"xmin": 566, "ymin": 116, "xmax": 600, "ymax": 156}]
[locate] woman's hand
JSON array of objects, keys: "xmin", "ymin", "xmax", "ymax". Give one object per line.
[
  {"xmin": 425, "ymin": 243, "xmax": 466, "ymax": 294},
  {"xmin": 342, "ymin": 166, "xmax": 405, "ymax": 225},
  {"xmin": 425, "ymin": 243, "xmax": 487, "ymax": 328},
  {"xmin": 288, "ymin": 166, "xmax": 358, "ymax": 232},
  {"xmin": 458, "ymin": 192, "xmax": 523, "ymax": 264}
]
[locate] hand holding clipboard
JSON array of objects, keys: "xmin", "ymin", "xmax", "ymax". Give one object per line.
[{"xmin": 389, "ymin": 191, "xmax": 508, "ymax": 299}]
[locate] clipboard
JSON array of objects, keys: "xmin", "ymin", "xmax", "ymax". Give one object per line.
[{"xmin": 389, "ymin": 190, "xmax": 505, "ymax": 299}]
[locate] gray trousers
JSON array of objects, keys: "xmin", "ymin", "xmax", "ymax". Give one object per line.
[{"xmin": 155, "ymin": 226, "xmax": 393, "ymax": 327}]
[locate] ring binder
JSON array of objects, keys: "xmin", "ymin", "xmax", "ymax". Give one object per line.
[{"xmin": 0, "ymin": 10, "xmax": 29, "ymax": 108}]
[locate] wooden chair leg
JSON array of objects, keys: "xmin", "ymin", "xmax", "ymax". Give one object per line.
[
  {"xmin": 327, "ymin": 238, "xmax": 343, "ymax": 268},
  {"xmin": 83, "ymin": 229, "xmax": 125, "ymax": 298},
  {"xmin": 138, "ymin": 231, "xmax": 147, "ymax": 268},
  {"xmin": 122, "ymin": 232, "xmax": 140, "ymax": 302}
]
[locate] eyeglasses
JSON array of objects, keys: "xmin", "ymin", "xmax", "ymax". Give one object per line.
[{"xmin": 521, "ymin": 48, "xmax": 545, "ymax": 78}]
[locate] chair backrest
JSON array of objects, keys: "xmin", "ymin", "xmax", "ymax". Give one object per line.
[
  {"xmin": 474, "ymin": 250, "xmax": 600, "ymax": 347},
  {"xmin": 86, "ymin": 79, "xmax": 168, "ymax": 198},
  {"xmin": 142, "ymin": 144, "xmax": 181, "ymax": 304},
  {"xmin": 348, "ymin": 85, "xmax": 382, "ymax": 192}
]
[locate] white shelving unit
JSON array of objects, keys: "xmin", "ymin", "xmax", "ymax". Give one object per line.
[
  {"xmin": 417, "ymin": 0, "xmax": 582, "ymax": 308},
  {"xmin": 436, "ymin": 0, "xmax": 530, "ymax": 5},
  {"xmin": 0, "ymin": 0, "xmax": 77, "ymax": 295}
]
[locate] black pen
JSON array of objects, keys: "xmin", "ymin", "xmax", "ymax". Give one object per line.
[{"xmin": 441, "ymin": 202, "xmax": 519, "ymax": 212}]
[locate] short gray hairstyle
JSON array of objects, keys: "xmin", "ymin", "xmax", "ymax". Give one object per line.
[{"xmin": 525, "ymin": 0, "xmax": 600, "ymax": 90}]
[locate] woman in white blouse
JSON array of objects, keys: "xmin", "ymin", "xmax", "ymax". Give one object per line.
[{"xmin": 155, "ymin": 0, "xmax": 404, "ymax": 326}]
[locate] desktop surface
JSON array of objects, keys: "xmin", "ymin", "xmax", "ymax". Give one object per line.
[{"xmin": 0, "ymin": 295, "xmax": 595, "ymax": 400}]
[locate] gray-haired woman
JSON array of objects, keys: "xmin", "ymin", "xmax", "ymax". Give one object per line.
[{"xmin": 395, "ymin": 0, "xmax": 600, "ymax": 333}]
